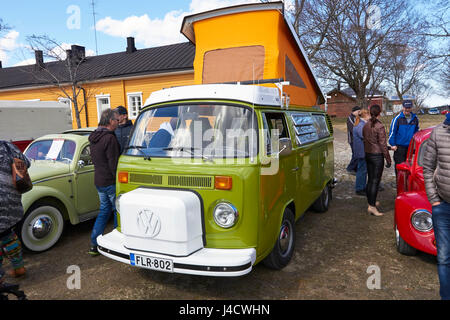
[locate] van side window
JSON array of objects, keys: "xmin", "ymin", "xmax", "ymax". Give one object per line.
[
  {"xmin": 312, "ymin": 114, "xmax": 331, "ymax": 139},
  {"xmin": 262, "ymin": 113, "xmax": 289, "ymax": 155},
  {"xmin": 291, "ymin": 113, "xmax": 319, "ymax": 145}
]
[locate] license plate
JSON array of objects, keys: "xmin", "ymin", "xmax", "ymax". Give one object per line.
[{"xmin": 130, "ymin": 253, "xmax": 173, "ymax": 273}]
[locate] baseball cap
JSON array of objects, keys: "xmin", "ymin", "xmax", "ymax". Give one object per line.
[
  {"xmin": 115, "ymin": 106, "xmax": 128, "ymax": 115},
  {"xmin": 402, "ymin": 100, "xmax": 413, "ymax": 108}
]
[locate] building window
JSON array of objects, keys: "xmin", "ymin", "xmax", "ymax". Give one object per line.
[
  {"xmin": 95, "ymin": 94, "xmax": 111, "ymax": 122},
  {"xmin": 127, "ymin": 92, "xmax": 142, "ymax": 120}
]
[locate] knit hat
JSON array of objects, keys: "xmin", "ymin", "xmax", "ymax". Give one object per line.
[
  {"xmin": 445, "ymin": 113, "xmax": 450, "ymax": 126},
  {"xmin": 352, "ymin": 106, "xmax": 361, "ymax": 112}
]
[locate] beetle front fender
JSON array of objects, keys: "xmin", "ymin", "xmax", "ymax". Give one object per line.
[{"xmin": 21, "ymin": 185, "xmax": 78, "ymax": 224}]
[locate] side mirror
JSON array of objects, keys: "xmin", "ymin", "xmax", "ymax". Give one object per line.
[
  {"xmin": 77, "ymin": 160, "xmax": 85, "ymax": 169},
  {"xmin": 396, "ymin": 162, "xmax": 410, "ymax": 172},
  {"xmin": 278, "ymin": 138, "xmax": 292, "ymax": 156}
]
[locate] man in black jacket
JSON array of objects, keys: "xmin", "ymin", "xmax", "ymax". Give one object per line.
[
  {"xmin": 114, "ymin": 106, "xmax": 133, "ymax": 153},
  {"xmin": 88, "ymin": 109, "xmax": 120, "ymax": 256}
]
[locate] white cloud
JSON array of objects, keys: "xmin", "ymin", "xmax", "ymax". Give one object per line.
[
  {"xmin": 95, "ymin": 0, "xmax": 261, "ymax": 48},
  {"xmin": 0, "ymin": 30, "xmax": 20, "ymax": 64}
]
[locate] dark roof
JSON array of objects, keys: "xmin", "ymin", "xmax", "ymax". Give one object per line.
[{"xmin": 0, "ymin": 42, "xmax": 195, "ymax": 90}]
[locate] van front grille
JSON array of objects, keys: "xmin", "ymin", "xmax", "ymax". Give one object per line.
[
  {"xmin": 129, "ymin": 173, "xmax": 163, "ymax": 185},
  {"xmin": 168, "ymin": 175, "xmax": 213, "ymax": 189},
  {"xmin": 128, "ymin": 173, "xmax": 213, "ymax": 189}
]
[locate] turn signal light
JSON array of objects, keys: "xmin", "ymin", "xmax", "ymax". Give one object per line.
[
  {"xmin": 215, "ymin": 176, "xmax": 232, "ymax": 190},
  {"xmin": 118, "ymin": 171, "xmax": 129, "ymax": 184}
]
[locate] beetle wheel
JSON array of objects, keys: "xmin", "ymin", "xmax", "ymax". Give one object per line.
[{"xmin": 20, "ymin": 204, "xmax": 65, "ymax": 252}]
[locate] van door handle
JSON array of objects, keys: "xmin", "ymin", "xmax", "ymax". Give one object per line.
[{"xmin": 292, "ymin": 167, "xmax": 299, "ymax": 172}]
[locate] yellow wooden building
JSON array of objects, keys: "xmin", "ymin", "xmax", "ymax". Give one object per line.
[{"xmin": 0, "ymin": 40, "xmax": 195, "ymax": 128}]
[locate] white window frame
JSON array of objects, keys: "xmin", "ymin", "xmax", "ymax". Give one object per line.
[
  {"xmin": 95, "ymin": 94, "xmax": 111, "ymax": 122},
  {"xmin": 127, "ymin": 92, "xmax": 143, "ymax": 120}
]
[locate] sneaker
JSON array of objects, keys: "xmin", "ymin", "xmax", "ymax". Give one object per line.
[
  {"xmin": 355, "ymin": 190, "xmax": 366, "ymax": 196},
  {"xmin": 88, "ymin": 245, "xmax": 100, "ymax": 256}
]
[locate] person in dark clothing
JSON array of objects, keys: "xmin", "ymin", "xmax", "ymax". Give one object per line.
[
  {"xmin": 353, "ymin": 109, "xmax": 370, "ymax": 196},
  {"xmin": 0, "ymin": 141, "xmax": 30, "ymax": 281},
  {"xmin": 363, "ymin": 105, "xmax": 392, "ymax": 217},
  {"xmin": 346, "ymin": 106, "xmax": 361, "ymax": 174},
  {"xmin": 388, "ymin": 100, "xmax": 419, "ymax": 177},
  {"xmin": 114, "ymin": 106, "xmax": 133, "ymax": 153},
  {"xmin": 88, "ymin": 109, "xmax": 120, "ymax": 256}
]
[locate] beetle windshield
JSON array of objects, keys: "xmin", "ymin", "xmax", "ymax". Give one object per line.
[
  {"xmin": 25, "ymin": 139, "xmax": 76, "ymax": 163},
  {"xmin": 125, "ymin": 104, "xmax": 258, "ymax": 158}
]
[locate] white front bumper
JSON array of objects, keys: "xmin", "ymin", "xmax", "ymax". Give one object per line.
[{"xmin": 97, "ymin": 229, "xmax": 256, "ymax": 277}]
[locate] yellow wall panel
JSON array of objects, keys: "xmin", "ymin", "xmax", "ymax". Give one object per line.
[{"xmin": 0, "ymin": 72, "xmax": 194, "ymax": 129}]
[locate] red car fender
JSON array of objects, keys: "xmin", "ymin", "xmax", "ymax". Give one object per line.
[{"xmin": 395, "ymin": 191, "xmax": 436, "ymax": 256}]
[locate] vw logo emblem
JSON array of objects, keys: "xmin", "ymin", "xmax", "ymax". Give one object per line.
[{"xmin": 137, "ymin": 209, "xmax": 161, "ymax": 238}]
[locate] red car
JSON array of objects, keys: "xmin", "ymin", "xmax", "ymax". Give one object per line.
[
  {"xmin": 394, "ymin": 127, "xmax": 436, "ymax": 256},
  {"xmin": 441, "ymin": 110, "xmax": 449, "ymax": 115}
]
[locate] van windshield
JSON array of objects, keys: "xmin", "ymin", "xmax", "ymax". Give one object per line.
[{"xmin": 125, "ymin": 104, "xmax": 258, "ymax": 159}]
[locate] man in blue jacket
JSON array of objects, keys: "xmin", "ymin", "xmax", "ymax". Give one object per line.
[{"xmin": 388, "ymin": 100, "xmax": 419, "ymax": 176}]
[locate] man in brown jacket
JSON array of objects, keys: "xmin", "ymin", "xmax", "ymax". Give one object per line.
[
  {"xmin": 88, "ymin": 109, "xmax": 120, "ymax": 255},
  {"xmin": 423, "ymin": 113, "xmax": 450, "ymax": 300}
]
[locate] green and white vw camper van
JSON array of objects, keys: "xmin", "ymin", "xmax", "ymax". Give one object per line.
[{"xmin": 97, "ymin": 83, "xmax": 334, "ymax": 276}]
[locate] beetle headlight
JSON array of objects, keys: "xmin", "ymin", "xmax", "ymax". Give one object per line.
[
  {"xmin": 213, "ymin": 203, "xmax": 238, "ymax": 228},
  {"xmin": 411, "ymin": 210, "xmax": 433, "ymax": 232}
]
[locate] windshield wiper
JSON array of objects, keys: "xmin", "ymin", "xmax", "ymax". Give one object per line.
[
  {"xmin": 163, "ymin": 147, "xmax": 212, "ymax": 162},
  {"xmin": 125, "ymin": 145, "xmax": 151, "ymax": 161}
]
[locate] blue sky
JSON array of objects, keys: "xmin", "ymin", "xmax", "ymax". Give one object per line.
[
  {"xmin": 0, "ymin": 0, "xmax": 260, "ymax": 67},
  {"xmin": 0, "ymin": 0, "xmax": 448, "ymax": 107}
]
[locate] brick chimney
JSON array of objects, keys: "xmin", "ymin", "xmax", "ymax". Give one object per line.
[
  {"xmin": 126, "ymin": 37, "xmax": 137, "ymax": 53},
  {"xmin": 66, "ymin": 45, "xmax": 86, "ymax": 64},
  {"xmin": 35, "ymin": 50, "xmax": 45, "ymax": 70}
]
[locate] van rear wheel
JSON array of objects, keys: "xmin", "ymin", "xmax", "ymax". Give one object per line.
[
  {"xmin": 311, "ymin": 184, "xmax": 331, "ymax": 213},
  {"xmin": 263, "ymin": 208, "xmax": 295, "ymax": 270}
]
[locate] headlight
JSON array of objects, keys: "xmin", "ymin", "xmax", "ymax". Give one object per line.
[
  {"xmin": 411, "ymin": 210, "xmax": 433, "ymax": 232},
  {"xmin": 213, "ymin": 203, "xmax": 238, "ymax": 228},
  {"xmin": 115, "ymin": 194, "xmax": 122, "ymax": 214}
]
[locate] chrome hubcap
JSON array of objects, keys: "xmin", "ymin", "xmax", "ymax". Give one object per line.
[
  {"xmin": 279, "ymin": 224, "xmax": 291, "ymax": 255},
  {"xmin": 31, "ymin": 216, "xmax": 53, "ymax": 239}
]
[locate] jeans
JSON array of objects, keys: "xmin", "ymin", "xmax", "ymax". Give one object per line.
[
  {"xmin": 365, "ymin": 153, "xmax": 384, "ymax": 206},
  {"xmin": 432, "ymin": 201, "xmax": 450, "ymax": 300},
  {"xmin": 91, "ymin": 184, "xmax": 117, "ymax": 247},
  {"xmin": 393, "ymin": 146, "xmax": 408, "ymax": 178},
  {"xmin": 355, "ymin": 158, "xmax": 367, "ymax": 192}
]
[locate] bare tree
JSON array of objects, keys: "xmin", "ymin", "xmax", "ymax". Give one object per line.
[
  {"xmin": 289, "ymin": 0, "xmax": 423, "ymax": 108},
  {"xmin": 24, "ymin": 35, "xmax": 104, "ymax": 128},
  {"xmin": 384, "ymin": 30, "xmax": 435, "ymax": 103},
  {"xmin": 422, "ymin": 0, "xmax": 450, "ymax": 94}
]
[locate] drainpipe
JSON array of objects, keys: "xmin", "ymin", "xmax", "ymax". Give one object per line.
[{"xmin": 78, "ymin": 86, "xmax": 89, "ymax": 127}]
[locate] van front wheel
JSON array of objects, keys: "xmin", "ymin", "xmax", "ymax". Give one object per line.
[{"xmin": 263, "ymin": 208, "xmax": 295, "ymax": 270}]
